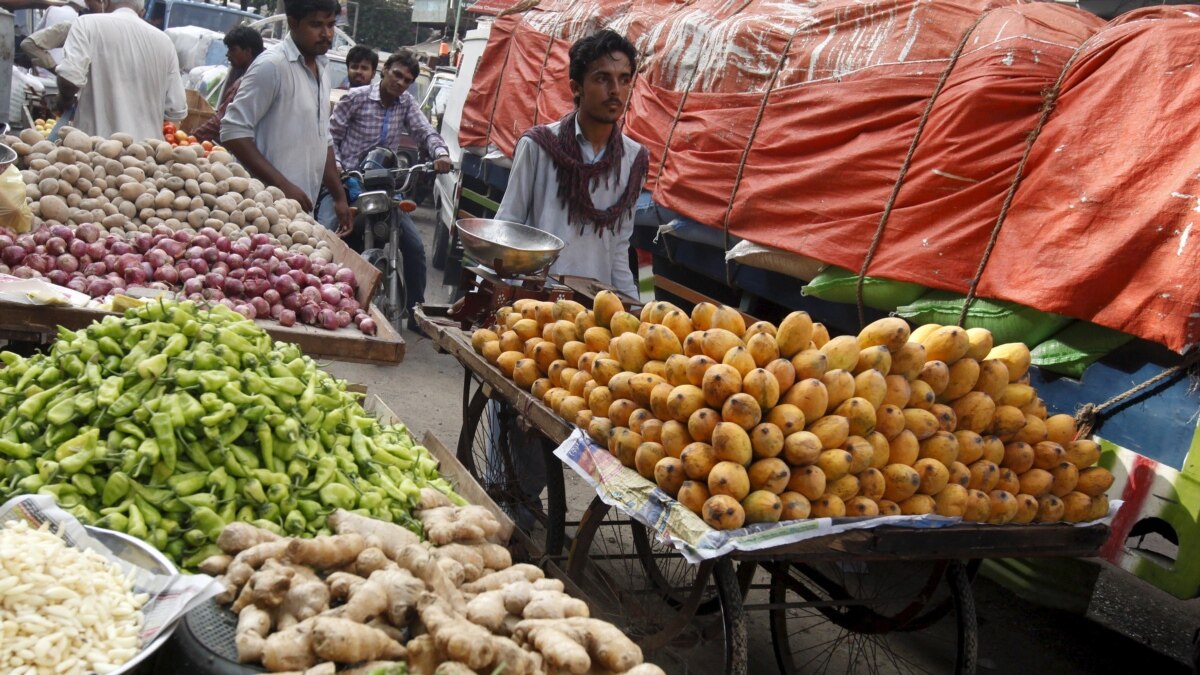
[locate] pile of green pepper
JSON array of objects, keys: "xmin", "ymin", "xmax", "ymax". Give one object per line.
[{"xmin": 0, "ymin": 299, "xmax": 464, "ymax": 569}]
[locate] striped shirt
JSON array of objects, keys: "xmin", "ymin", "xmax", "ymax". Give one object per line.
[{"xmin": 330, "ymin": 83, "xmax": 448, "ymax": 171}]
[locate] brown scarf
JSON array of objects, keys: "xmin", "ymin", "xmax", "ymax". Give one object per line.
[{"xmin": 522, "ymin": 111, "xmax": 648, "ymax": 236}]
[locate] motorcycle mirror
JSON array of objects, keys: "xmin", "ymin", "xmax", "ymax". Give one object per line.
[{"xmin": 398, "ymin": 200, "xmax": 418, "ymax": 213}]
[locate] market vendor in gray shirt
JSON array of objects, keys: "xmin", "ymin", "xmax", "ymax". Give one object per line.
[
  {"xmin": 496, "ymin": 29, "xmax": 646, "ymax": 299},
  {"xmin": 221, "ymin": 0, "xmax": 351, "ymax": 233}
]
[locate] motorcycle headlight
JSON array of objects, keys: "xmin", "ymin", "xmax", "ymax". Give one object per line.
[{"xmin": 357, "ymin": 191, "xmax": 391, "ymax": 216}]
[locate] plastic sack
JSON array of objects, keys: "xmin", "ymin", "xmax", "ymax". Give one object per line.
[
  {"xmin": 896, "ymin": 290, "xmax": 1071, "ymax": 346},
  {"xmin": 1031, "ymin": 321, "xmax": 1134, "ymax": 378},
  {"xmin": 802, "ymin": 265, "xmax": 928, "ymax": 311},
  {"xmin": 0, "ymin": 165, "xmax": 33, "ymax": 233}
]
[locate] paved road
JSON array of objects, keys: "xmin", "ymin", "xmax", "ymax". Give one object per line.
[{"xmin": 331, "ymin": 206, "xmax": 1199, "ymax": 674}]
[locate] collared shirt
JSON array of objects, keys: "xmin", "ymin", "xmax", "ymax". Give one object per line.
[
  {"xmin": 330, "ymin": 82, "xmax": 449, "ymax": 171},
  {"xmin": 222, "ymin": 35, "xmax": 332, "ymax": 205},
  {"xmin": 56, "ymin": 8, "xmax": 187, "ymax": 141},
  {"xmin": 495, "ymin": 118, "xmax": 643, "ymax": 298},
  {"xmin": 574, "ymin": 119, "xmax": 606, "ymax": 165}
]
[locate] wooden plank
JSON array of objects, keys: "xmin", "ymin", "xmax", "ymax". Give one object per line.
[
  {"xmin": 422, "ymin": 430, "xmax": 516, "ymax": 543},
  {"xmin": 653, "ymin": 274, "xmax": 759, "ymax": 326},
  {"xmin": 0, "ymin": 298, "xmax": 405, "ymax": 364}
]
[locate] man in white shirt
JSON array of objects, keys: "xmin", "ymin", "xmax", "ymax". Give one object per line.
[
  {"xmin": 55, "ymin": 0, "xmax": 187, "ymax": 140},
  {"xmin": 221, "ymin": 0, "xmax": 351, "ymax": 233},
  {"xmin": 495, "ymin": 29, "xmax": 647, "ymax": 299}
]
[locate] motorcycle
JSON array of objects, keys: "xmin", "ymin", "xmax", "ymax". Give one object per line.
[{"xmin": 342, "ymin": 147, "xmax": 434, "ymax": 332}]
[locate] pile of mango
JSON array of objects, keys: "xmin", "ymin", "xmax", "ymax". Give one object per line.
[{"xmin": 471, "ymin": 294, "xmax": 1114, "ymax": 531}]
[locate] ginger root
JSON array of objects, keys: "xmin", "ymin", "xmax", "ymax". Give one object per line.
[
  {"xmin": 285, "ymin": 533, "xmax": 368, "ymax": 569},
  {"xmin": 235, "ymin": 604, "xmax": 272, "ymax": 663},
  {"xmin": 276, "ymin": 573, "xmax": 331, "ymax": 630},
  {"xmin": 326, "ymin": 571, "xmax": 366, "ymax": 601},
  {"xmin": 419, "ymin": 594, "xmax": 497, "ymax": 671},
  {"xmin": 218, "ymin": 539, "xmax": 293, "ymax": 603},
  {"xmin": 395, "ymin": 544, "xmax": 465, "ymax": 613},
  {"xmin": 261, "ymin": 617, "xmax": 319, "ymax": 672},
  {"xmin": 311, "ymin": 616, "xmax": 406, "ymax": 663},
  {"xmin": 353, "ymin": 546, "xmax": 397, "ymax": 577},
  {"xmin": 419, "ymin": 506, "xmax": 501, "ymax": 546},
  {"xmin": 461, "ymin": 564, "xmax": 544, "ymax": 594},
  {"xmin": 514, "ymin": 617, "xmax": 644, "ymax": 674},
  {"xmin": 218, "ymin": 522, "xmax": 283, "ymax": 554},
  {"xmin": 329, "ymin": 509, "xmax": 420, "ymax": 558},
  {"xmin": 199, "ymin": 554, "xmax": 232, "ymax": 575},
  {"xmin": 418, "ymin": 487, "xmax": 453, "ymax": 510},
  {"xmin": 404, "ymin": 634, "xmax": 441, "ymax": 675},
  {"xmin": 341, "ymin": 576, "xmax": 389, "ymax": 623}
]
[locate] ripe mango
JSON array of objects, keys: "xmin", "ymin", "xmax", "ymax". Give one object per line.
[
  {"xmin": 929, "ymin": 403, "xmax": 957, "ymax": 433},
  {"xmin": 810, "ymin": 494, "xmax": 846, "ymax": 518},
  {"xmin": 765, "ymin": 358, "xmax": 797, "ymax": 394},
  {"xmin": 967, "ymin": 460, "xmax": 1000, "ymax": 492},
  {"xmin": 965, "ymin": 327, "xmax": 995, "ymax": 361},
  {"xmin": 742, "ymin": 490, "xmax": 784, "ymax": 524},
  {"xmin": 809, "ymin": 415, "xmax": 851, "ymax": 450},
  {"xmin": 889, "ymin": 429, "xmax": 920, "ymax": 466},
  {"xmin": 782, "ymin": 430, "xmax": 822, "ymax": 467},
  {"xmin": 680, "ymin": 442, "xmax": 718, "ymax": 480},
  {"xmin": 1032, "ymin": 441, "xmax": 1066, "ymax": 471},
  {"xmin": 787, "ymin": 465, "xmax": 826, "ymax": 501},
  {"xmin": 660, "ymin": 420, "xmax": 690, "ymax": 458},
  {"xmin": 891, "ymin": 341, "xmax": 928, "ymax": 381},
  {"xmin": 1012, "ymin": 493, "xmax": 1039, "ymax": 524},
  {"xmin": 1060, "ymin": 491, "xmax": 1092, "ymax": 523},
  {"xmin": 964, "ymin": 489, "xmax": 991, "ymax": 522},
  {"xmin": 667, "ymin": 384, "xmax": 706, "ymax": 423},
  {"xmin": 987, "ymin": 490, "xmax": 1018, "ymax": 524},
  {"xmin": 857, "ymin": 316, "xmax": 911, "ymax": 353},
  {"xmin": 782, "ymin": 378, "xmax": 829, "ymax": 424},
  {"xmin": 708, "ymin": 461, "xmax": 751, "ymax": 501},
  {"xmin": 722, "ymin": 346, "xmax": 757, "ymax": 377},
  {"xmin": 843, "ymin": 436, "xmax": 875, "ymax": 474},
  {"xmin": 1044, "ymin": 414, "xmax": 1078, "ymax": 446},
  {"xmin": 746, "ymin": 332, "xmax": 781, "ymax": 368},
  {"xmin": 876, "ymin": 404, "xmax": 906, "ymax": 440},
  {"xmin": 687, "ymin": 408, "xmax": 721, "ymax": 444},
  {"xmin": 846, "ymin": 496, "xmax": 880, "ymax": 517},
  {"xmin": 780, "ymin": 492, "xmax": 812, "ymax": 520},
  {"xmin": 1036, "ymin": 494, "xmax": 1064, "ymax": 522},
  {"xmin": 900, "ymin": 494, "xmax": 936, "ymax": 515},
  {"xmin": 922, "ymin": 326, "xmax": 970, "ymax": 365},
  {"xmin": 721, "ymin": 393, "xmax": 763, "ymax": 430},
  {"xmin": 790, "ymin": 349, "xmax": 829, "ymax": 380},
  {"xmin": 685, "ymin": 354, "xmax": 718, "ymax": 387},
  {"xmin": 1050, "ymin": 461, "xmax": 1079, "ymax": 498},
  {"xmin": 710, "ymin": 306, "xmax": 747, "ymax": 336},
  {"xmin": 858, "ymin": 467, "xmax": 886, "ymax": 500},
  {"xmin": 951, "ymin": 391, "xmax": 996, "ymax": 434},
  {"xmin": 661, "ymin": 309, "xmax": 695, "ymax": 343},
  {"xmin": 700, "ymin": 492, "xmax": 744, "ymax": 528},
  {"xmin": 878, "ymin": 499, "xmax": 903, "ymax": 516},
  {"xmin": 854, "ymin": 370, "xmax": 888, "ymax": 410},
  {"xmin": 643, "ymin": 324, "xmax": 684, "ymax": 361},
  {"xmin": 1064, "ymin": 440, "xmax": 1101, "ymax": 468},
  {"xmin": 743, "ymin": 368, "xmax": 782, "ymax": 410},
  {"xmin": 712, "ymin": 421, "xmax": 753, "ymax": 465},
  {"xmin": 608, "ymin": 399, "xmax": 639, "ymax": 428},
  {"xmin": 821, "ymin": 369, "xmax": 856, "ymax": 413},
  {"xmin": 987, "ymin": 342, "xmax": 1032, "ymax": 382},
  {"xmin": 918, "ymin": 360, "xmax": 950, "ymax": 396},
  {"xmin": 471, "ymin": 328, "xmax": 499, "ymax": 354},
  {"xmin": 913, "ymin": 457, "xmax": 950, "ymax": 495},
  {"xmin": 1017, "ymin": 468, "xmax": 1053, "ymax": 498},
  {"xmin": 677, "ymin": 480, "xmax": 710, "ymax": 514},
  {"xmin": 636, "ymin": 415, "xmax": 662, "ymax": 442},
  {"xmin": 1076, "ymin": 466, "xmax": 1114, "ymax": 497},
  {"xmin": 882, "ymin": 464, "xmax": 921, "ymax": 502},
  {"xmin": 751, "ymin": 423, "xmax": 785, "ymax": 459},
  {"xmin": 941, "ymin": 358, "xmax": 980, "ymax": 401},
  {"xmin": 776, "ymin": 311, "xmax": 815, "ymax": 358},
  {"xmin": 749, "ymin": 458, "xmax": 791, "ymax": 494},
  {"xmin": 854, "ymin": 346, "xmax": 892, "ymax": 377},
  {"xmin": 744, "ymin": 320, "xmax": 778, "ymax": 340},
  {"xmin": 817, "ymin": 449, "xmax": 854, "ymax": 482},
  {"xmin": 902, "ymin": 408, "xmax": 940, "ymax": 440},
  {"xmin": 702, "ymin": 328, "xmax": 744, "ymax": 362},
  {"xmin": 948, "ymin": 461, "xmax": 971, "ymax": 488},
  {"xmin": 882, "ymin": 374, "xmax": 912, "ymax": 410},
  {"xmin": 592, "ymin": 290, "xmax": 624, "ymax": 330},
  {"xmin": 911, "ymin": 323, "xmax": 945, "ymax": 344},
  {"xmin": 995, "ymin": 467, "xmax": 1020, "ymax": 495},
  {"xmin": 834, "ymin": 397, "xmax": 877, "ymax": 436},
  {"xmin": 702, "ymin": 363, "xmax": 743, "ymax": 408},
  {"xmin": 934, "ymin": 483, "xmax": 968, "ymax": 517},
  {"xmin": 635, "ymin": 442, "xmax": 667, "ymax": 478},
  {"xmin": 765, "ymin": 404, "xmax": 806, "ymax": 436},
  {"xmin": 821, "ymin": 335, "xmax": 861, "ymax": 372}
]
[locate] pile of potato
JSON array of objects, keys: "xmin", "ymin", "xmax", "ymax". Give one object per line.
[
  {"xmin": 206, "ymin": 492, "xmax": 664, "ymax": 675},
  {"xmin": 471, "ymin": 295, "xmax": 1115, "ymax": 531},
  {"xmin": 3, "ymin": 127, "xmax": 331, "ymax": 260}
]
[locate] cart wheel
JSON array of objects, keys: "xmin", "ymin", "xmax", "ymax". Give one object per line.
[
  {"xmin": 565, "ymin": 496, "xmax": 742, "ymax": 668},
  {"xmin": 456, "ymin": 385, "xmax": 564, "ymax": 557},
  {"xmin": 769, "ymin": 559, "xmax": 977, "ymax": 675}
]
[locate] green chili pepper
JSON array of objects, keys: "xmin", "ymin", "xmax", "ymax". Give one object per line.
[
  {"xmin": 96, "ymin": 336, "xmax": 123, "ymax": 357},
  {"xmin": 0, "ymin": 439, "xmax": 32, "ymax": 459},
  {"xmin": 243, "ymin": 479, "xmax": 268, "ymax": 504},
  {"xmin": 167, "ymin": 472, "xmax": 208, "ymax": 496},
  {"xmin": 54, "ymin": 428, "xmax": 98, "ymax": 462},
  {"xmin": 182, "ymin": 544, "xmax": 224, "ymax": 568},
  {"xmin": 161, "ymin": 333, "xmax": 188, "ymax": 358},
  {"xmin": 183, "ymin": 528, "xmax": 209, "ymax": 547},
  {"xmin": 108, "ymin": 380, "xmax": 153, "ymax": 418},
  {"xmin": 95, "ymin": 511, "xmax": 129, "ymax": 532},
  {"xmin": 149, "ymin": 413, "xmax": 177, "ymax": 473},
  {"xmin": 219, "ymin": 417, "xmax": 250, "ymax": 446},
  {"xmin": 150, "ymin": 461, "xmax": 174, "ymax": 486},
  {"xmin": 283, "ymin": 510, "xmax": 307, "ymax": 534},
  {"xmin": 73, "ymin": 391, "xmax": 96, "ymax": 417},
  {"xmin": 17, "ymin": 383, "xmax": 65, "ymax": 421},
  {"xmin": 318, "ymin": 482, "xmax": 357, "ymax": 510},
  {"xmin": 180, "ymin": 493, "xmax": 219, "ymax": 511},
  {"xmin": 217, "ymin": 329, "xmax": 255, "ymax": 354},
  {"xmin": 38, "ymin": 484, "xmax": 81, "ymax": 507},
  {"xmin": 70, "ymin": 472, "xmax": 97, "ymax": 497},
  {"xmin": 256, "ymin": 423, "xmax": 275, "ymax": 472},
  {"xmin": 59, "ymin": 448, "xmax": 94, "ymax": 475},
  {"xmin": 102, "ymin": 472, "xmax": 132, "ymax": 506},
  {"xmin": 200, "ymin": 403, "xmax": 236, "ymax": 427}
]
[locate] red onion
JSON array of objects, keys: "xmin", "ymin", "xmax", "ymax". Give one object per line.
[
  {"xmin": 190, "ymin": 258, "xmax": 209, "ymax": 275},
  {"xmin": 133, "ymin": 233, "xmax": 153, "ymax": 253},
  {"xmin": 25, "ymin": 254, "xmax": 51, "ymax": 274},
  {"xmin": 301, "ymin": 286, "xmax": 322, "ymax": 304},
  {"xmin": 148, "ymin": 282, "xmax": 170, "ymax": 291},
  {"xmin": 2, "ymin": 246, "xmax": 26, "ymax": 265},
  {"xmin": 183, "ymin": 277, "xmax": 203, "ymax": 295},
  {"xmin": 173, "ymin": 230, "xmax": 191, "ymax": 244},
  {"xmin": 250, "ymin": 297, "xmax": 270, "ymax": 317},
  {"xmin": 336, "ymin": 297, "xmax": 360, "ymax": 313},
  {"xmin": 66, "ymin": 277, "xmax": 88, "ymax": 292},
  {"xmin": 251, "ymin": 233, "xmax": 271, "ymax": 247},
  {"xmin": 57, "ymin": 254, "xmax": 79, "ymax": 274},
  {"xmin": 154, "ymin": 265, "xmax": 179, "ymax": 284},
  {"xmin": 318, "ymin": 284, "xmax": 341, "ymax": 305},
  {"xmin": 76, "ymin": 224, "xmax": 100, "ymax": 243},
  {"xmin": 68, "ymin": 239, "xmax": 88, "ymax": 258},
  {"xmin": 334, "ymin": 310, "xmax": 351, "ymax": 328},
  {"xmin": 47, "ymin": 269, "xmax": 70, "ymax": 285},
  {"xmin": 85, "ymin": 242, "xmax": 105, "ymax": 260},
  {"xmin": 274, "ymin": 275, "xmax": 298, "ymax": 296},
  {"xmin": 45, "ymin": 237, "xmax": 67, "ymax": 256},
  {"xmin": 124, "ymin": 266, "xmax": 147, "ymax": 285},
  {"xmin": 0, "ymin": 263, "xmax": 8, "ymax": 275},
  {"xmin": 334, "ymin": 267, "xmax": 356, "ymax": 285},
  {"xmin": 0, "ymin": 234, "xmax": 11, "ymax": 249},
  {"xmin": 202, "ymin": 247, "xmax": 220, "ymax": 264},
  {"xmin": 146, "ymin": 249, "xmax": 172, "ymax": 269},
  {"xmin": 335, "ymin": 282, "xmax": 354, "ymax": 299},
  {"xmin": 157, "ymin": 239, "xmax": 186, "ymax": 259},
  {"xmin": 86, "ymin": 278, "xmax": 114, "ymax": 297},
  {"xmin": 358, "ymin": 317, "xmax": 377, "ymax": 335},
  {"xmin": 287, "ymin": 270, "xmax": 305, "ymax": 285},
  {"xmin": 83, "ymin": 262, "xmax": 106, "ymax": 276},
  {"xmin": 199, "ymin": 227, "xmax": 220, "ymax": 240},
  {"xmin": 269, "ymin": 303, "xmax": 284, "ymax": 319},
  {"xmin": 224, "ymin": 277, "xmax": 244, "ymax": 296},
  {"xmin": 33, "ymin": 229, "xmax": 50, "ymax": 246},
  {"xmin": 225, "ymin": 253, "xmax": 244, "ymax": 269},
  {"xmin": 204, "ymin": 273, "xmax": 224, "ymax": 288},
  {"xmin": 286, "ymin": 254, "xmax": 308, "ymax": 271},
  {"xmin": 298, "ymin": 304, "xmax": 319, "ymax": 324},
  {"xmin": 115, "ymin": 254, "xmax": 141, "ymax": 274},
  {"xmin": 232, "ymin": 242, "xmax": 250, "ymax": 258},
  {"xmin": 178, "ymin": 266, "xmax": 197, "ymax": 281},
  {"xmin": 16, "ymin": 234, "xmax": 35, "ymax": 250},
  {"xmin": 204, "ymin": 288, "xmax": 225, "ymax": 301},
  {"xmin": 212, "ymin": 262, "xmax": 230, "ymax": 276},
  {"xmin": 151, "ymin": 224, "xmax": 173, "ymax": 238},
  {"xmin": 235, "ymin": 304, "xmax": 256, "ymax": 319},
  {"xmin": 110, "ymin": 241, "xmax": 132, "ymax": 256},
  {"xmin": 317, "ymin": 308, "xmax": 339, "ymax": 330},
  {"xmin": 282, "ymin": 293, "xmax": 302, "ymax": 310},
  {"xmin": 262, "ymin": 289, "xmax": 281, "ymax": 306},
  {"xmin": 244, "ymin": 278, "xmax": 270, "ymax": 296},
  {"xmin": 279, "ymin": 309, "xmax": 297, "ymax": 327},
  {"xmin": 13, "ymin": 268, "xmax": 37, "ymax": 279},
  {"xmin": 215, "ymin": 237, "xmax": 232, "ymax": 253}
]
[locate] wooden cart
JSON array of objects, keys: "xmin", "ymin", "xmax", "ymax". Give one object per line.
[{"xmin": 415, "ymin": 306, "xmax": 1112, "ymax": 675}]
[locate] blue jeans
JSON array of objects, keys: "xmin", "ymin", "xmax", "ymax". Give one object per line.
[{"xmin": 316, "ymin": 191, "xmax": 427, "ymax": 314}]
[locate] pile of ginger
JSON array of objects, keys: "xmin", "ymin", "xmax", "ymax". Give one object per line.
[{"xmin": 201, "ymin": 491, "xmax": 665, "ymax": 675}]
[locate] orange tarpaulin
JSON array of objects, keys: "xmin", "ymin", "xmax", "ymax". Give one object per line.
[{"xmin": 460, "ymin": 0, "xmax": 1200, "ymax": 352}]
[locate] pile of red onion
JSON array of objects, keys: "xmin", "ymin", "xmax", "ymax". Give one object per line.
[{"xmin": 0, "ymin": 223, "xmax": 377, "ymax": 335}]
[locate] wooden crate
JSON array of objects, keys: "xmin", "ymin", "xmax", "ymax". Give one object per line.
[{"xmin": 179, "ymin": 90, "xmax": 214, "ymax": 134}]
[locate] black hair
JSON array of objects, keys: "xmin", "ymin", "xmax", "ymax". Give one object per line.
[
  {"xmin": 384, "ymin": 50, "xmax": 421, "ymax": 81},
  {"xmin": 568, "ymin": 29, "xmax": 637, "ymax": 105},
  {"xmin": 346, "ymin": 45, "xmax": 378, "ymax": 70},
  {"xmin": 224, "ymin": 25, "xmax": 265, "ymax": 57},
  {"xmin": 283, "ymin": 0, "xmax": 339, "ymax": 21}
]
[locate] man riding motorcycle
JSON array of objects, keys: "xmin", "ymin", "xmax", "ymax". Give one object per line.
[{"xmin": 320, "ymin": 50, "xmax": 452, "ymax": 335}]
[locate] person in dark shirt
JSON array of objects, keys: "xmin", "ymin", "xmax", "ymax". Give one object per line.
[{"xmin": 193, "ymin": 26, "xmax": 264, "ymax": 143}]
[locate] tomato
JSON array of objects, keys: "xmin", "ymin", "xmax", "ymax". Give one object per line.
[
  {"xmin": 163, "ymin": 122, "xmax": 176, "ymax": 135},
  {"xmin": 201, "ymin": 141, "xmax": 213, "ymax": 151}
]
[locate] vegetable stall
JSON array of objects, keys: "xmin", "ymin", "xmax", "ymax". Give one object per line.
[{"xmin": 414, "ymin": 279, "xmax": 1116, "ymax": 675}]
